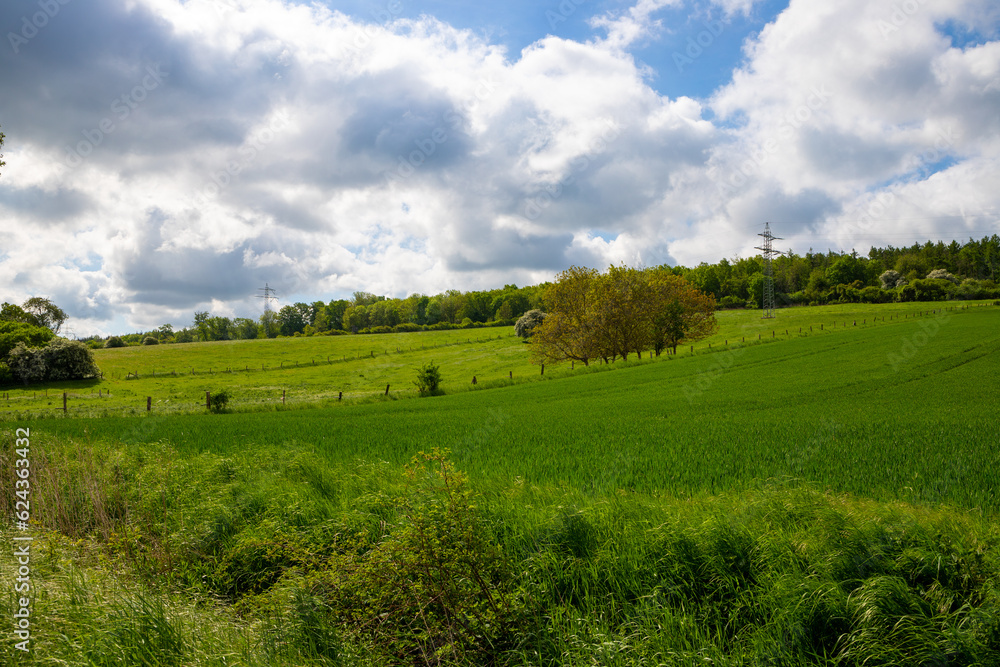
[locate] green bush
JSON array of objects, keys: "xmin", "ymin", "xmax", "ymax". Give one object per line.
[
  {"xmin": 7, "ymin": 339, "xmax": 100, "ymax": 384},
  {"xmin": 717, "ymin": 295, "xmax": 746, "ymax": 309},
  {"xmin": 0, "ymin": 320, "xmax": 54, "ymax": 358},
  {"xmin": 301, "ymin": 449, "xmax": 524, "ymax": 664},
  {"xmin": 514, "ymin": 309, "xmax": 547, "ymax": 337},
  {"xmin": 208, "ymin": 390, "xmax": 230, "ymax": 413},
  {"xmin": 105, "ymin": 336, "xmax": 126, "ymax": 348},
  {"xmin": 414, "ymin": 362, "xmax": 442, "ymax": 396},
  {"xmin": 141, "ymin": 336, "xmax": 159, "ymax": 345}
]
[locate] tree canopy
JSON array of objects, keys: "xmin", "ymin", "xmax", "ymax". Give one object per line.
[{"xmin": 531, "ymin": 265, "xmax": 717, "ymax": 366}]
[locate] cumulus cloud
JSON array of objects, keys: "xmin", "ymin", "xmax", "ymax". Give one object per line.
[{"xmin": 0, "ymin": 0, "xmax": 997, "ymax": 334}]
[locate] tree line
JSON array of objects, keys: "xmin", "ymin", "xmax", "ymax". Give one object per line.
[
  {"xmin": 78, "ymin": 234, "xmax": 1000, "ymax": 347},
  {"xmin": 105, "ymin": 284, "xmax": 546, "ymax": 345},
  {"xmin": 680, "ymin": 235, "xmax": 1000, "ymax": 308}
]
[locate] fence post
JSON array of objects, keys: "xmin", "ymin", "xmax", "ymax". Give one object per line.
[
  {"xmin": 385, "ymin": 384, "xmax": 390, "ymax": 395},
  {"xmin": 206, "ymin": 391, "xmax": 211, "ymax": 409},
  {"xmin": 541, "ymin": 364, "xmax": 544, "ymax": 375},
  {"xmin": 63, "ymin": 392, "xmax": 67, "ymax": 413},
  {"xmin": 147, "ymin": 396, "xmax": 151, "ymax": 412},
  {"xmin": 282, "ymin": 390, "xmax": 286, "ymax": 405},
  {"xmin": 472, "ymin": 376, "xmax": 477, "ymax": 385},
  {"xmin": 338, "ymin": 391, "xmax": 343, "ymax": 400}
]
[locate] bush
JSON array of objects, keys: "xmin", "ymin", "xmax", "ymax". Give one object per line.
[
  {"xmin": 414, "ymin": 362, "xmax": 442, "ymax": 396},
  {"xmin": 393, "ymin": 323, "xmax": 422, "ymax": 333},
  {"xmin": 879, "ymin": 270, "xmax": 906, "ymax": 290},
  {"xmin": 7, "ymin": 339, "xmax": 100, "ymax": 384},
  {"xmin": 926, "ymin": 268, "xmax": 959, "ymax": 284},
  {"xmin": 104, "ymin": 336, "xmax": 126, "ymax": 348},
  {"xmin": 0, "ymin": 362, "xmax": 13, "ymax": 386},
  {"xmin": 208, "ymin": 390, "xmax": 230, "ymax": 413},
  {"xmin": 717, "ymin": 296, "xmax": 745, "ymax": 310},
  {"xmin": 514, "ymin": 309, "xmax": 547, "ymax": 338},
  {"xmin": 141, "ymin": 336, "xmax": 159, "ymax": 345},
  {"xmin": 304, "ymin": 449, "xmax": 523, "ymax": 664}
]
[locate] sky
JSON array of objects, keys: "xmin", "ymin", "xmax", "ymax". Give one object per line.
[{"xmin": 0, "ymin": 0, "xmax": 998, "ymax": 336}]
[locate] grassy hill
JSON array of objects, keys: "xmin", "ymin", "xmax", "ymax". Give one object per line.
[
  {"xmin": 1, "ymin": 301, "xmax": 998, "ymax": 665},
  {"xmin": 0, "ymin": 301, "xmax": 988, "ymax": 418}
]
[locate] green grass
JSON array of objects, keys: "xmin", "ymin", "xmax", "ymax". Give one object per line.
[
  {"xmin": 0, "ymin": 300, "xmax": 986, "ymax": 418},
  {"xmin": 24, "ymin": 302, "xmax": 1000, "ymax": 512},
  {"xmin": 1, "ymin": 301, "xmax": 998, "ymax": 665}
]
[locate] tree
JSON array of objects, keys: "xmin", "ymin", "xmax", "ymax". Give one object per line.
[
  {"xmin": 514, "ymin": 310, "xmax": 546, "ymax": 339},
  {"xmin": 156, "ymin": 323, "xmax": 174, "ymax": 342},
  {"xmin": 21, "ymin": 297, "xmax": 68, "ymax": 334},
  {"xmin": 277, "ymin": 305, "xmax": 306, "ymax": 336},
  {"xmin": 646, "ymin": 271, "xmax": 718, "ymax": 356},
  {"xmin": 1, "ymin": 303, "xmax": 39, "ymax": 327},
  {"xmin": 826, "ymin": 256, "xmax": 867, "ymax": 287},
  {"xmin": 0, "ymin": 321, "xmax": 54, "ymax": 358},
  {"xmin": 194, "ymin": 311, "xmax": 210, "ymax": 341},
  {"xmin": 531, "ymin": 266, "xmax": 602, "ymax": 366},
  {"xmin": 234, "ymin": 318, "xmax": 259, "ymax": 340}
]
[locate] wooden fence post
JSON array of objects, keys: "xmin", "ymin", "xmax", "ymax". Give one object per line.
[
  {"xmin": 63, "ymin": 392, "xmax": 67, "ymax": 413},
  {"xmin": 282, "ymin": 390, "xmax": 286, "ymax": 405},
  {"xmin": 472, "ymin": 376, "xmax": 477, "ymax": 385},
  {"xmin": 385, "ymin": 384, "xmax": 390, "ymax": 395},
  {"xmin": 509, "ymin": 370, "xmax": 513, "ymax": 379},
  {"xmin": 147, "ymin": 397, "xmax": 151, "ymax": 412},
  {"xmin": 338, "ymin": 391, "xmax": 343, "ymax": 400},
  {"xmin": 541, "ymin": 364, "xmax": 544, "ymax": 375},
  {"xmin": 206, "ymin": 391, "xmax": 211, "ymax": 409}
]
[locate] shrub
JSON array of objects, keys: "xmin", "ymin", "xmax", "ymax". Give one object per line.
[
  {"xmin": 105, "ymin": 336, "xmax": 126, "ymax": 348},
  {"xmin": 515, "ymin": 309, "xmax": 547, "ymax": 338},
  {"xmin": 305, "ymin": 449, "xmax": 523, "ymax": 664},
  {"xmin": 7, "ymin": 339, "xmax": 100, "ymax": 384},
  {"xmin": 414, "ymin": 362, "xmax": 442, "ymax": 396},
  {"xmin": 717, "ymin": 296, "xmax": 745, "ymax": 310},
  {"xmin": 393, "ymin": 322, "xmax": 422, "ymax": 333},
  {"xmin": 926, "ymin": 268, "xmax": 958, "ymax": 284},
  {"xmin": 208, "ymin": 390, "xmax": 230, "ymax": 413},
  {"xmin": 0, "ymin": 362, "xmax": 13, "ymax": 386},
  {"xmin": 141, "ymin": 336, "xmax": 159, "ymax": 345},
  {"xmin": 879, "ymin": 270, "xmax": 905, "ymax": 290}
]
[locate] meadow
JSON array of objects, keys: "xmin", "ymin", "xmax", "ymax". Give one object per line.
[
  {"xmin": 1, "ymin": 301, "xmax": 998, "ymax": 665},
  {"xmin": 0, "ymin": 301, "xmax": 985, "ymax": 417}
]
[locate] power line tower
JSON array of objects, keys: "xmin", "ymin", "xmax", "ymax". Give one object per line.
[
  {"xmin": 257, "ymin": 283, "xmax": 278, "ymax": 336},
  {"xmin": 755, "ymin": 222, "xmax": 783, "ymax": 319}
]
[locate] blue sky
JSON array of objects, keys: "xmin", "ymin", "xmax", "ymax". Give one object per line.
[{"xmin": 0, "ymin": 0, "xmax": 998, "ymax": 335}]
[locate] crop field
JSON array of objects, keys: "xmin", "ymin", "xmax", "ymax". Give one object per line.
[
  {"xmin": 27, "ymin": 301, "xmax": 1000, "ymax": 511},
  {"xmin": 1, "ymin": 301, "xmax": 999, "ymax": 665}
]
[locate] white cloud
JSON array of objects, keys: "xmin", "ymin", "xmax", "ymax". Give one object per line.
[{"xmin": 0, "ymin": 0, "xmax": 998, "ymax": 334}]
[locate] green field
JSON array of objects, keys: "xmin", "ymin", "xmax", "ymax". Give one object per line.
[
  {"xmin": 0, "ymin": 301, "xmax": 984, "ymax": 418},
  {"xmin": 1, "ymin": 302, "xmax": 999, "ymax": 665}
]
